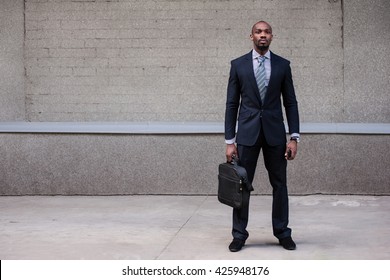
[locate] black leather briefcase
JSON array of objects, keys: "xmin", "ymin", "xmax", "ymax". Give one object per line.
[{"xmin": 217, "ymin": 157, "xmax": 253, "ymax": 209}]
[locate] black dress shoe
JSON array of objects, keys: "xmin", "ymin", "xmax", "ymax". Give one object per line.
[
  {"xmin": 229, "ymin": 238, "xmax": 245, "ymax": 252},
  {"xmin": 279, "ymin": 237, "xmax": 296, "ymax": 250}
]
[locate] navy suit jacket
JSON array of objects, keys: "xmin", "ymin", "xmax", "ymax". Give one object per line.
[{"xmin": 225, "ymin": 51, "xmax": 300, "ymax": 146}]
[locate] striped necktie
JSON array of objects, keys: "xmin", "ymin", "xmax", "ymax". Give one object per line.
[{"xmin": 256, "ymin": 56, "xmax": 266, "ymax": 103}]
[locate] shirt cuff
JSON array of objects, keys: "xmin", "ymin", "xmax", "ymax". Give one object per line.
[{"xmin": 225, "ymin": 138, "xmax": 235, "ymax": 145}]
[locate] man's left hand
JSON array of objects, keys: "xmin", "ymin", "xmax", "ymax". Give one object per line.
[{"xmin": 285, "ymin": 140, "xmax": 298, "ymax": 160}]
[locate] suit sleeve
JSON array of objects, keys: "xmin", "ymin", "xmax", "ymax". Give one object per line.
[
  {"xmin": 224, "ymin": 61, "xmax": 241, "ymax": 141},
  {"xmin": 282, "ymin": 62, "xmax": 300, "ymax": 134}
]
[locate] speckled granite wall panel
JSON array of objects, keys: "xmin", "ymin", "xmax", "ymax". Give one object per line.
[{"xmin": 1, "ymin": 134, "xmax": 389, "ymax": 195}]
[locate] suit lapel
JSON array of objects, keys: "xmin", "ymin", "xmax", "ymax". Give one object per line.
[
  {"xmin": 243, "ymin": 51, "xmax": 262, "ymax": 105},
  {"xmin": 267, "ymin": 51, "xmax": 280, "ymax": 101}
]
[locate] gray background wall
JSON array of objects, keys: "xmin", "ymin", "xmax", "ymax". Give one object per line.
[
  {"xmin": 0, "ymin": 0, "xmax": 389, "ymax": 195},
  {"xmin": 0, "ymin": 0, "xmax": 25, "ymax": 120}
]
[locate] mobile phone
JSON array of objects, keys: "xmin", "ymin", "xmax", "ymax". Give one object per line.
[{"xmin": 287, "ymin": 149, "xmax": 292, "ymax": 159}]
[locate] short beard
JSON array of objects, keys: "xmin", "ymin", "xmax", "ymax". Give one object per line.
[{"xmin": 258, "ymin": 45, "xmax": 269, "ymax": 52}]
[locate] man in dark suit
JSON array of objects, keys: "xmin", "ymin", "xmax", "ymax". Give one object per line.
[{"xmin": 225, "ymin": 21, "xmax": 300, "ymax": 252}]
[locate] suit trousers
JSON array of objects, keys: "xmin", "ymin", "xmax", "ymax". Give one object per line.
[{"xmin": 233, "ymin": 128, "xmax": 292, "ymax": 241}]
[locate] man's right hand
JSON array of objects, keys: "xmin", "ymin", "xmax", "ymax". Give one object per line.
[{"xmin": 226, "ymin": 144, "xmax": 238, "ymax": 162}]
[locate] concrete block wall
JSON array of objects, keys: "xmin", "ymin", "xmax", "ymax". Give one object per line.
[
  {"xmin": 0, "ymin": 0, "xmax": 25, "ymax": 120},
  {"xmin": 23, "ymin": 0, "xmax": 345, "ymax": 122},
  {"xmin": 343, "ymin": 0, "xmax": 390, "ymax": 122},
  {"xmin": 1, "ymin": 0, "xmax": 389, "ymax": 195}
]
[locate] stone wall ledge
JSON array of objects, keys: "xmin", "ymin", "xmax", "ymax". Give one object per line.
[{"xmin": 0, "ymin": 122, "xmax": 389, "ymax": 135}]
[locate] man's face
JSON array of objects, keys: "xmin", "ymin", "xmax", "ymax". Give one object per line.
[{"xmin": 250, "ymin": 22, "xmax": 273, "ymax": 51}]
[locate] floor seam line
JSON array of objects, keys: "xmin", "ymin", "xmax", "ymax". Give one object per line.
[{"xmin": 155, "ymin": 196, "xmax": 209, "ymax": 260}]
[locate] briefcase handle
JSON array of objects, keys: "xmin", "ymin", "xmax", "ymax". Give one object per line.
[
  {"xmin": 229, "ymin": 154, "xmax": 254, "ymax": 192},
  {"xmin": 230, "ymin": 154, "xmax": 239, "ymax": 165}
]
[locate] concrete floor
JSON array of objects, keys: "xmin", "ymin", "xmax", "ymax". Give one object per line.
[{"xmin": 0, "ymin": 195, "xmax": 389, "ymax": 260}]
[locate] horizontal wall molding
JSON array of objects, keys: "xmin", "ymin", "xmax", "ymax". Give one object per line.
[{"xmin": 0, "ymin": 122, "xmax": 389, "ymax": 135}]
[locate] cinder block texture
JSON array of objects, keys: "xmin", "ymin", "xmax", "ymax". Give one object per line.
[
  {"xmin": 2, "ymin": 1, "xmax": 389, "ymax": 123},
  {"xmin": 343, "ymin": 0, "xmax": 390, "ymax": 122},
  {"xmin": 1, "ymin": 134, "xmax": 389, "ymax": 195},
  {"xmin": 23, "ymin": 0, "xmax": 346, "ymax": 122},
  {"xmin": 0, "ymin": 0, "xmax": 25, "ymax": 120}
]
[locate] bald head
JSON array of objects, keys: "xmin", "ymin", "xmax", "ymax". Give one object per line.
[{"xmin": 251, "ymin": 21, "xmax": 272, "ymax": 35}]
